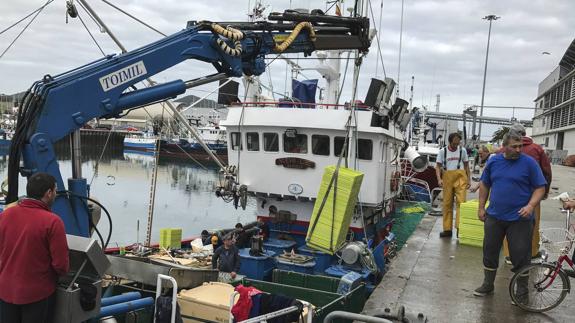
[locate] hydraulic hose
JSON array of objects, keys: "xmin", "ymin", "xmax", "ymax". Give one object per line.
[
  {"xmin": 58, "ymin": 190, "xmax": 113, "ymax": 249},
  {"xmin": 210, "ymin": 23, "xmax": 244, "ymax": 57},
  {"xmin": 273, "ymin": 21, "xmax": 316, "ymax": 53},
  {"xmin": 210, "ymin": 23, "xmax": 244, "ymax": 41}
]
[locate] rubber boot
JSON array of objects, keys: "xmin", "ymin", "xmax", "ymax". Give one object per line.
[
  {"xmin": 512, "ymin": 274, "xmax": 529, "ymax": 306},
  {"xmin": 473, "ymin": 269, "xmax": 496, "ymax": 297}
]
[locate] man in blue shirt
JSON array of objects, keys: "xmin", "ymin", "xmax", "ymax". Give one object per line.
[{"xmin": 474, "ymin": 130, "xmax": 546, "ymax": 299}]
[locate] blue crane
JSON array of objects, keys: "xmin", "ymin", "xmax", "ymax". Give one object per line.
[{"xmin": 7, "ymin": 10, "xmax": 372, "ymax": 240}]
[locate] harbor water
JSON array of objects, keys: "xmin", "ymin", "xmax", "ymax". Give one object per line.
[{"xmin": 0, "ymin": 144, "xmax": 256, "ymax": 247}]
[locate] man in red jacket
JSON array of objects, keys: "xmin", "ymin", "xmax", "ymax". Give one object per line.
[
  {"xmin": 502, "ymin": 124, "xmax": 552, "ymax": 262},
  {"xmin": 0, "ymin": 172, "xmax": 69, "ymax": 323}
]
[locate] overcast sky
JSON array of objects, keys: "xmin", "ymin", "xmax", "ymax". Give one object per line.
[{"xmin": 1, "ymin": 0, "xmax": 574, "ymax": 138}]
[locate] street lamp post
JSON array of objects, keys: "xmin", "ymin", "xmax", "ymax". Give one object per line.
[{"xmin": 477, "ymin": 14, "xmax": 500, "ymax": 142}]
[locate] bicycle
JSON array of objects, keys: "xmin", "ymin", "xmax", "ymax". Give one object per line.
[{"xmin": 509, "ymin": 209, "xmax": 575, "ymax": 312}]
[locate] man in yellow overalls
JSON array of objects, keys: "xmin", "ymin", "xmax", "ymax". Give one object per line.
[{"xmin": 435, "ymin": 132, "xmax": 471, "ymax": 238}]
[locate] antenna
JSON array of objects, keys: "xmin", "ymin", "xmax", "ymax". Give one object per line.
[{"xmin": 435, "ymin": 94, "xmax": 440, "ymax": 112}]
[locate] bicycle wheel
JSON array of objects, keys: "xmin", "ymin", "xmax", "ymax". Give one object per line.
[{"xmin": 509, "ymin": 262, "xmax": 570, "ymax": 312}]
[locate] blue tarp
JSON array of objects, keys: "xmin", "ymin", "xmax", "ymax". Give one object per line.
[{"xmin": 292, "ymin": 79, "xmax": 318, "ymax": 105}]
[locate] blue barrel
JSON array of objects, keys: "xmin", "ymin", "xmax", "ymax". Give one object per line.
[
  {"xmin": 239, "ymin": 248, "xmax": 276, "ymax": 280},
  {"xmin": 297, "ymin": 245, "xmax": 333, "ymax": 273},
  {"xmin": 276, "ymin": 258, "xmax": 316, "ymax": 275},
  {"xmin": 263, "ymin": 238, "xmax": 297, "ymax": 255}
]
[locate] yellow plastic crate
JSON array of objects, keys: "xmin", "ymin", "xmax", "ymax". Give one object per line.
[
  {"xmin": 160, "ymin": 228, "xmax": 182, "ymax": 249},
  {"xmin": 458, "ymin": 200, "xmax": 487, "ymax": 248},
  {"xmin": 306, "ymin": 166, "xmax": 364, "ymax": 255},
  {"xmin": 459, "ymin": 237, "xmax": 483, "ymax": 248}
]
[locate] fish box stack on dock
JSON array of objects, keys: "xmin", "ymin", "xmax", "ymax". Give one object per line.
[{"xmin": 458, "ymin": 200, "xmax": 486, "ymax": 247}]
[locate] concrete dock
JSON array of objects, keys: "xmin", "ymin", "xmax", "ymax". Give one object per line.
[{"xmin": 363, "ymin": 165, "xmax": 575, "ymax": 322}]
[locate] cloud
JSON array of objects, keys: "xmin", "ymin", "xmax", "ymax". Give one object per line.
[{"xmin": 0, "ymin": 0, "xmax": 573, "ymax": 138}]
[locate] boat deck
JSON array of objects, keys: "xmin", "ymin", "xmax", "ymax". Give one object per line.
[{"xmin": 363, "ymin": 164, "xmax": 575, "ymax": 322}]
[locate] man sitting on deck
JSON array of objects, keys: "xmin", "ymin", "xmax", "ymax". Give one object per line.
[
  {"xmin": 212, "ymin": 234, "xmax": 241, "ymax": 279},
  {"xmin": 474, "ymin": 131, "xmax": 546, "ymax": 299}
]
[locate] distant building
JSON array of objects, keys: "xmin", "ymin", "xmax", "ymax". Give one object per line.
[
  {"xmin": 97, "ymin": 95, "xmax": 225, "ymax": 130},
  {"xmin": 532, "ymin": 39, "xmax": 575, "ymax": 155}
]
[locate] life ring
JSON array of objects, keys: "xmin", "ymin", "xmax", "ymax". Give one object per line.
[{"xmin": 390, "ymin": 171, "xmax": 401, "ymax": 192}]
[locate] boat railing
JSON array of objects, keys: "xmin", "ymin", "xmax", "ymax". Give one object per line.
[
  {"xmin": 155, "ymin": 274, "xmax": 178, "ymax": 323},
  {"xmin": 230, "ymin": 101, "xmax": 372, "ymax": 110}
]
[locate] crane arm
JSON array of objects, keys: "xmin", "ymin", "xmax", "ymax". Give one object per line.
[{"xmin": 7, "ymin": 10, "xmax": 371, "ymax": 237}]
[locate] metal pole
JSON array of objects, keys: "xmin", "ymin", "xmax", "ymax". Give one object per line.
[
  {"xmin": 396, "ymin": 0, "xmax": 405, "ymax": 96},
  {"xmin": 145, "ymin": 139, "xmax": 161, "ymax": 247},
  {"xmin": 477, "ymin": 15, "xmax": 499, "ymax": 142},
  {"xmin": 70, "ymin": 130, "xmax": 82, "ymax": 178}
]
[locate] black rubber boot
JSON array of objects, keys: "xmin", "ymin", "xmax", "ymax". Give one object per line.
[
  {"xmin": 439, "ymin": 230, "xmax": 452, "ymax": 238},
  {"xmin": 512, "ymin": 274, "xmax": 529, "ymax": 306},
  {"xmin": 473, "ymin": 269, "xmax": 496, "ymax": 296}
]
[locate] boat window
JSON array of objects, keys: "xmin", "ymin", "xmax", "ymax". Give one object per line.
[
  {"xmin": 263, "ymin": 133, "xmax": 279, "ymax": 152},
  {"xmin": 283, "ymin": 134, "xmax": 308, "ymax": 154},
  {"xmin": 312, "ymin": 135, "xmax": 330, "ymax": 156},
  {"xmin": 334, "ymin": 136, "xmax": 348, "ymax": 157},
  {"xmin": 246, "ymin": 132, "xmax": 260, "ymax": 151},
  {"xmin": 231, "ymin": 132, "xmax": 242, "ymax": 150},
  {"xmin": 428, "ymin": 155, "xmax": 437, "ymax": 163},
  {"xmin": 358, "ymin": 139, "xmax": 373, "ymax": 160}
]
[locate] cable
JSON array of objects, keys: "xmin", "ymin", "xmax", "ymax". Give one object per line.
[
  {"xmin": 90, "ymin": 124, "xmax": 114, "ymax": 186},
  {"xmin": 336, "ymin": 51, "xmax": 352, "ymax": 105},
  {"xmin": 0, "ymin": 0, "xmax": 54, "ymax": 36},
  {"xmin": 367, "ymin": 0, "xmax": 387, "ymax": 78},
  {"xmin": 76, "ymin": 10, "xmax": 106, "ymax": 56},
  {"xmin": 100, "ymin": 0, "xmax": 166, "ymax": 37},
  {"xmin": 75, "ymin": 0, "xmax": 102, "ymax": 29},
  {"xmin": 0, "ymin": 0, "xmax": 53, "ymax": 60},
  {"xmin": 60, "ymin": 190, "xmax": 113, "ymax": 249}
]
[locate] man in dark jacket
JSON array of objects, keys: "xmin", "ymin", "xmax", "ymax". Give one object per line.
[
  {"xmin": 0, "ymin": 172, "xmax": 70, "ymax": 323},
  {"xmin": 212, "ymin": 234, "xmax": 240, "ymax": 278}
]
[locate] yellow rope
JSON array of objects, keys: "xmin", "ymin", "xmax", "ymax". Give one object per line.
[
  {"xmin": 210, "ymin": 23, "xmax": 244, "ymax": 41},
  {"xmin": 209, "ymin": 21, "xmax": 316, "ymax": 56},
  {"xmin": 274, "ymin": 22, "xmax": 316, "ymax": 53}
]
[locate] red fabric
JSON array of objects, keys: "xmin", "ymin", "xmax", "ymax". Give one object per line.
[
  {"xmin": 231, "ymin": 284, "xmax": 262, "ymax": 321},
  {"xmin": 0, "ymin": 199, "xmax": 69, "ymax": 304},
  {"xmin": 521, "ymin": 137, "xmax": 552, "ymax": 188}
]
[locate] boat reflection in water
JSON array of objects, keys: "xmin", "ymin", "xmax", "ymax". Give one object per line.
[{"xmin": 0, "ymin": 145, "xmax": 255, "ymax": 246}]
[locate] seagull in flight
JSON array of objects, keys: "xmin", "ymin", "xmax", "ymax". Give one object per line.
[{"xmin": 542, "ymin": 52, "xmax": 551, "ymax": 55}]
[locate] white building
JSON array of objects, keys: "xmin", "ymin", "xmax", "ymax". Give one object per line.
[{"xmin": 532, "ymin": 39, "xmax": 575, "ymax": 155}]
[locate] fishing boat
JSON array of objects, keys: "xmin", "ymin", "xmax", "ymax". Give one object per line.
[
  {"xmin": 159, "ymin": 125, "xmax": 228, "ymax": 162},
  {"xmin": 2, "ymin": 1, "xmax": 430, "ymax": 321},
  {"xmin": 123, "ymin": 131, "xmax": 157, "ymax": 151}
]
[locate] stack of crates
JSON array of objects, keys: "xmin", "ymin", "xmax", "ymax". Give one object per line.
[
  {"xmin": 160, "ymin": 228, "xmax": 182, "ymax": 249},
  {"xmin": 458, "ymin": 200, "xmax": 486, "ymax": 247},
  {"xmin": 306, "ymin": 166, "xmax": 364, "ymax": 255}
]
